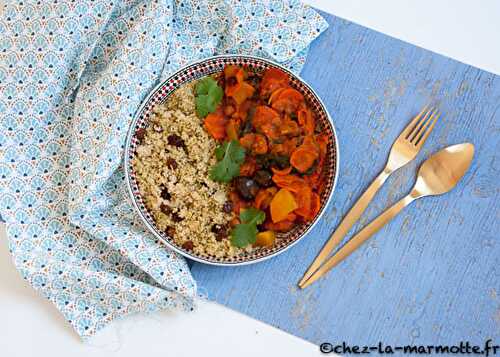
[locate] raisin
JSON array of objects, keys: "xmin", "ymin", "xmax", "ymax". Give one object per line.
[
  {"xmin": 171, "ymin": 211, "xmax": 183, "ymax": 222},
  {"xmin": 211, "ymin": 224, "xmax": 228, "ymax": 241},
  {"xmin": 135, "ymin": 128, "xmax": 146, "ymax": 142},
  {"xmin": 166, "ymin": 226, "xmax": 176, "ymax": 237},
  {"xmin": 253, "ymin": 170, "xmax": 272, "ymax": 187},
  {"xmin": 222, "ymin": 201, "xmax": 233, "ymax": 213},
  {"xmin": 160, "ymin": 186, "xmax": 171, "ymax": 200},
  {"xmin": 167, "ymin": 134, "xmax": 185, "ymax": 147},
  {"xmin": 166, "ymin": 157, "xmax": 178, "ymax": 170},
  {"xmin": 182, "ymin": 241, "xmax": 193, "ymax": 251},
  {"xmin": 234, "ymin": 176, "xmax": 259, "ymax": 200},
  {"xmin": 160, "ymin": 203, "xmax": 172, "ymax": 215}
]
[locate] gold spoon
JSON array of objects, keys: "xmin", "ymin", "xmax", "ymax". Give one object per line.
[{"xmin": 300, "ymin": 143, "xmax": 475, "ymax": 288}]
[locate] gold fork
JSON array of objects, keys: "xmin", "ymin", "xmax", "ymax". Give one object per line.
[{"xmin": 299, "ymin": 106, "xmax": 440, "ymax": 288}]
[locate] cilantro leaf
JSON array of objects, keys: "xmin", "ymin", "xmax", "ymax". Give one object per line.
[
  {"xmin": 230, "ymin": 208, "xmax": 266, "ymax": 248},
  {"xmin": 195, "ymin": 77, "xmax": 223, "ymax": 118},
  {"xmin": 231, "ymin": 223, "xmax": 258, "ymax": 248},
  {"xmin": 240, "ymin": 207, "xmax": 266, "ymax": 226},
  {"xmin": 210, "ymin": 140, "xmax": 246, "ymax": 183}
]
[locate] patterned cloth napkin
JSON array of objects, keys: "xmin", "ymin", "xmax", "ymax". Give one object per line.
[{"xmin": 0, "ymin": 0, "xmax": 327, "ymax": 338}]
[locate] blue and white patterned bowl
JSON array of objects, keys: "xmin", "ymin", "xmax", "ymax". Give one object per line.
[{"xmin": 124, "ymin": 55, "xmax": 339, "ymax": 266}]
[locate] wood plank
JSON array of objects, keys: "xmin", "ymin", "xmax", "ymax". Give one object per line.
[{"xmin": 192, "ymin": 12, "xmax": 500, "ymax": 345}]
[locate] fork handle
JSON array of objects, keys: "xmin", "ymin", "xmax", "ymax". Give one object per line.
[
  {"xmin": 299, "ymin": 167, "xmax": 392, "ymax": 286},
  {"xmin": 300, "ymin": 194, "xmax": 415, "ymax": 288}
]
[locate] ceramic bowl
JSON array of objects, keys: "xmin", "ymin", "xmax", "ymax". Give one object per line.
[{"xmin": 124, "ymin": 55, "xmax": 339, "ymax": 266}]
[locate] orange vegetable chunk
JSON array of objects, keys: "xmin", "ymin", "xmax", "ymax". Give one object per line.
[
  {"xmin": 239, "ymin": 157, "xmax": 257, "ymax": 176},
  {"xmin": 253, "ymin": 105, "xmax": 282, "ymax": 140},
  {"xmin": 264, "ymin": 219, "xmax": 295, "ymax": 232},
  {"xmin": 298, "ymin": 107, "xmax": 315, "ymax": 135},
  {"xmin": 204, "ymin": 111, "xmax": 227, "ymax": 140},
  {"xmin": 308, "ymin": 192, "xmax": 321, "ymax": 220},
  {"xmin": 272, "ymin": 174, "xmax": 307, "ymax": 193},
  {"xmin": 290, "ymin": 147, "xmax": 317, "ymax": 173},
  {"xmin": 270, "ymin": 188, "xmax": 298, "ymax": 223},
  {"xmin": 270, "ymin": 87, "xmax": 304, "ymax": 114},
  {"xmin": 271, "ymin": 166, "xmax": 292, "ymax": 176},
  {"xmin": 253, "ymin": 134, "xmax": 268, "ymax": 154},
  {"xmin": 226, "ymin": 119, "xmax": 239, "ymax": 141},
  {"xmin": 260, "ymin": 68, "xmax": 289, "ymax": 97},
  {"xmin": 255, "ymin": 230, "xmax": 276, "ymax": 247},
  {"xmin": 294, "ymin": 185, "xmax": 313, "ymax": 218},
  {"xmin": 231, "ymin": 82, "xmax": 255, "ymax": 105},
  {"xmin": 254, "ymin": 187, "xmax": 278, "ymax": 210}
]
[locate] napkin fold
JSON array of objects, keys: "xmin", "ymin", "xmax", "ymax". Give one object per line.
[{"xmin": 0, "ymin": 0, "xmax": 327, "ymax": 338}]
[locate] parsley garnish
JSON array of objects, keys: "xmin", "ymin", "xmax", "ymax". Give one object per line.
[
  {"xmin": 210, "ymin": 140, "xmax": 246, "ymax": 183},
  {"xmin": 231, "ymin": 208, "xmax": 266, "ymax": 248},
  {"xmin": 195, "ymin": 77, "xmax": 223, "ymax": 118}
]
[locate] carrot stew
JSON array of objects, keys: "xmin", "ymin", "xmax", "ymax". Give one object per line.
[{"xmin": 195, "ymin": 65, "xmax": 328, "ymax": 249}]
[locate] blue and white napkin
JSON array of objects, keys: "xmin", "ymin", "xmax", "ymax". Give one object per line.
[{"xmin": 0, "ymin": 0, "xmax": 327, "ymax": 338}]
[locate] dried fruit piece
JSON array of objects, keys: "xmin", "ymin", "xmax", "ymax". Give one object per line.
[
  {"xmin": 136, "ymin": 127, "xmax": 146, "ymax": 142},
  {"xmin": 182, "ymin": 241, "xmax": 194, "ymax": 251},
  {"xmin": 160, "ymin": 186, "xmax": 171, "ymax": 200}
]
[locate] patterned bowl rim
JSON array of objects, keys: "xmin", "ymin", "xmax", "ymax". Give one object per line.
[{"xmin": 124, "ymin": 54, "xmax": 340, "ymax": 266}]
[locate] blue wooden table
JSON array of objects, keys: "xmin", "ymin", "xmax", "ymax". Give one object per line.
[{"xmin": 191, "ymin": 12, "xmax": 500, "ymax": 345}]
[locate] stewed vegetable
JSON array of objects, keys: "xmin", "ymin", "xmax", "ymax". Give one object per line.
[{"xmin": 195, "ymin": 65, "xmax": 328, "ymax": 248}]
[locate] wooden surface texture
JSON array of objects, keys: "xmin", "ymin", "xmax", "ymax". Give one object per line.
[{"xmin": 191, "ymin": 12, "xmax": 500, "ymax": 345}]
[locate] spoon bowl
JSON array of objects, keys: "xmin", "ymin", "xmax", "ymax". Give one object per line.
[{"xmin": 412, "ymin": 143, "xmax": 475, "ymax": 198}]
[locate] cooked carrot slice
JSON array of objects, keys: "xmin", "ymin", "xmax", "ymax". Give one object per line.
[
  {"xmin": 268, "ymin": 87, "xmax": 286, "ymax": 105},
  {"xmin": 315, "ymin": 133, "xmax": 329, "ymax": 159},
  {"xmin": 290, "ymin": 147, "xmax": 318, "ymax": 173},
  {"xmin": 264, "ymin": 219, "xmax": 295, "ymax": 232},
  {"xmin": 272, "ymin": 174, "xmax": 307, "ymax": 193},
  {"xmin": 305, "ymin": 171, "xmax": 321, "ymax": 189},
  {"xmin": 253, "ymin": 134, "xmax": 268, "ymax": 154},
  {"xmin": 298, "ymin": 107, "xmax": 315, "ymax": 135},
  {"xmin": 260, "ymin": 68, "xmax": 289, "ymax": 97},
  {"xmin": 308, "ymin": 192, "xmax": 321, "ymax": 220},
  {"xmin": 239, "ymin": 157, "xmax": 257, "ymax": 176},
  {"xmin": 239, "ymin": 133, "xmax": 255, "ymax": 150},
  {"xmin": 253, "ymin": 105, "xmax": 282, "ymax": 140},
  {"xmin": 301, "ymin": 135, "xmax": 321, "ymax": 154},
  {"xmin": 204, "ymin": 111, "xmax": 227, "ymax": 140},
  {"xmin": 293, "ymin": 185, "xmax": 312, "ymax": 218},
  {"xmin": 253, "ymin": 105, "xmax": 280, "ymax": 128},
  {"xmin": 270, "ymin": 87, "xmax": 304, "ymax": 114},
  {"xmin": 280, "ymin": 116, "xmax": 301, "ymax": 136},
  {"xmin": 254, "ymin": 187, "xmax": 277, "ymax": 210},
  {"xmin": 271, "ymin": 166, "xmax": 292, "ymax": 176}
]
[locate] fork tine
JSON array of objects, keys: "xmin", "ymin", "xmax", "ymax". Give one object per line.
[
  {"xmin": 415, "ymin": 111, "xmax": 440, "ymax": 147},
  {"xmin": 409, "ymin": 108, "xmax": 435, "ymax": 142},
  {"xmin": 401, "ymin": 105, "xmax": 429, "ymax": 138},
  {"xmin": 408, "ymin": 107, "xmax": 434, "ymax": 142}
]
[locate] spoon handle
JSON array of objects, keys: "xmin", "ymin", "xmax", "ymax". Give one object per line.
[{"xmin": 300, "ymin": 194, "xmax": 415, "ymax": 288}]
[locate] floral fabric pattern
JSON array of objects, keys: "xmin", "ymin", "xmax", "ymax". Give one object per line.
[{"xmin": 0, "ymin": 0, "xmax": 327, "ymax": 338}]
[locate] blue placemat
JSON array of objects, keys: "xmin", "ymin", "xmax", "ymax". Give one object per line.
[{"xmin": 191, "ymin": 12, "xmax": 500, "ymax": 345}]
